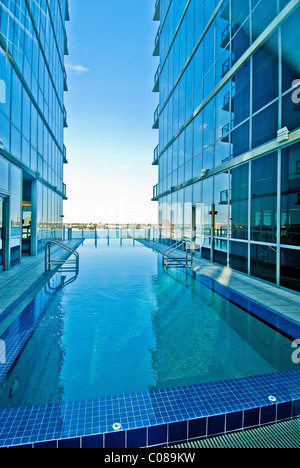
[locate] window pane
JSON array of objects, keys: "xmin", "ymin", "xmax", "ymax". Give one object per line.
[
  {"xmin": 280, "ymin": 248, "xmax": 300, "ymax": 292},
  {"xmin": 281, "ymin": 144, "xmax": 300, "ymax": 246},
  {"xmin": 232, "ymin": 120, "xmax": 249, "ymax": 158},
  {"xmin": 281, "ymin": 6, "xmax": 300, "ymax": 92},
  {"xmin": 252, "ymin": 102, "xmax": 278, "ymax": 149},
  {"xmin": 253, "ymin": 36, "xmax": 278, "ymax": 114},
  {"xmin": 230, "ymin": 163, "xmax": 249, "ymax": 240},
  {"xmin": 0, "ymin": 49, "xmax": 11, "ymax": 118},
  {"xmin": 282, "ymin": 90, "xmax": 300, "ymax": 132},
  {"xmin": 251, "ymin": 244, "xmax": 277, "ymax": 284},
  {"xmin": 251, "ymin": 153, "xmax": 277, "ymax": 243},
  {"xmin": 233, "ymin": 60, "xmax": 250, "ymax": 127},
  {"xmin": 229, "ymin": 240, "xmax": 248, "ymax": 273}
]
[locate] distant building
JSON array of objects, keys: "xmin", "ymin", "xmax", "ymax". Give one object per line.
[
  {"xmin": 152, "ymin": 0, "xmax": 300, "ymax": 292},
  {"xmin": 0, "ymin": 0, "xmax": 69, "ymax": 270}
]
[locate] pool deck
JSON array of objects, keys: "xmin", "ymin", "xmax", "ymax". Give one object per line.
[
  {"xmin": 0, "ymin": 239, "xmax": 83, "ymax": 335},
  {"xmin": 139, "ymin": 240, "xmax": 300, "ymax": 333}
]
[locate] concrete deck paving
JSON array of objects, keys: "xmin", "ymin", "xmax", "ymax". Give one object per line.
[
  {"xmin": 0, "ymin": 239, "xmax": 83, "ymax": 335},
  {"xmin": 139, "ymin": 239, "xmax": 300, "ymax": 328}
]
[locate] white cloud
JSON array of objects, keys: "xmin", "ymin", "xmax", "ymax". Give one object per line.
[{"xmin": 65, "ymin": 63, "xmax": 90, "ymax": 75}]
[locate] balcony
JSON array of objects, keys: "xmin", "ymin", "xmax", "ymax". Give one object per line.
[
  {"xmin": 63, "ymin": 145, "xmax": 68, "ymax": 164},
  {"xmin": 153, "ymin": 65, "xmax": 160, "ymax": 93},
  {"xmin": 221, "ymin": 57, "xmax": 230, "ymax": 78},
  {"xmin": 152, "ymin": 145, "xmax": 159, "ymax": 165},
  {"xmin": 63, "ymin": 106, "xmax": 68, "ymax": 128},
  {"xmin": 153, "ymin": 28, "xmax": 160, "ymax": 56},
  {"xmin": 64, "ymin": 33, "xmax": 69, "ymax": 56},
  {"xmin": 63, "ymin": 68, "xmax": 68, "ymax": 92},
  {"xmin": 219, "ymin": 189, "xmax": 229, "ymax": 205},
  {"xmin": 154, "ymin": 0, "xmax": 160, "ymax": 21},
  {"xmin": 63, "ymin": 183, "xmax": 68, "ymax": 200},
  {"xmin": 65, "ymin": 0, "xmax": 70, "ymax": 21},
  {"xmin": 222, "ymin": 84, "xmax": 235, "ymax": 112},
  {"xmin": 152, "ymin": 184, "xmax": 159, "ymax": 201},
  {"xmin": 153, "ymin": 105, "xmax": 159, "ymax": 129},
  {"xmin": 220, "ymin": 0, "xmax": 229, "ymax": 21},
  {"xmin": 221, "ymin": 122, "xmax": 230, "ymax": 143},
  {"xmin": 220, "ymin": 24, "xmax": 230, "ymax": 49}
]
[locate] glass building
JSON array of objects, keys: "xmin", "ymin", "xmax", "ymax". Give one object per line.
[
  {"xmin": 152, "ymin": 0, "xmax": 300, "ymax": 292},
  {"xmin": 0, "ymin": 0, "xmax": 69, "ymax": 271}
]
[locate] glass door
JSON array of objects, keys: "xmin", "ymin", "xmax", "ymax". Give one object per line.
[{"xmin": 192, "ymin": 204, "xmax": 204, "ymax": 256}]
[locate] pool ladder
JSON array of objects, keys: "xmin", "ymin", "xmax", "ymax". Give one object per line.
[
  {"xmin": 45, "ymin": 240, "xmax": 79, "ymax": 277},
  {"xmin": 163, "ymin": 238, "xmax": 193, "ymax": 270}
]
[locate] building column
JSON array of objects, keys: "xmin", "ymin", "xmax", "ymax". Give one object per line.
[{"xmin": 30, "ymin": 180, "xmax": 38, "ymax": 256}]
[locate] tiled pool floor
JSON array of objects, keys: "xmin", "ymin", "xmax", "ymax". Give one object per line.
[{"xmin": 0, "ymin": 240, "xmax": 299, "ymax": 448}]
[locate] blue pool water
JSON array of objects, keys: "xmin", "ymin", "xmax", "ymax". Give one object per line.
[{"xmin": 0, "ymin": 240, "xmax": 296, "ymax": 410}]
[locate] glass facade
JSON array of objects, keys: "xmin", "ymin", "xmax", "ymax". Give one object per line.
[
  {"xmin": 153, "ymin": 0, "xmax": 300, "ymax": 292},
  {"xmin": 0, "ymin": 0, "xmax": 69, "ymax": 267}
]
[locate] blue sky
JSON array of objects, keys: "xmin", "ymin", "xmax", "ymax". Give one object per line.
[{"xmin": 64, "ymin": 0, "xmax": 159, "ymax": 224}]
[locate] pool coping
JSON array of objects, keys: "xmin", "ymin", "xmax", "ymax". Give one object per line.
[{"xmin": 0, "ymin": 240, "xmax": 299, "ymax": 448}]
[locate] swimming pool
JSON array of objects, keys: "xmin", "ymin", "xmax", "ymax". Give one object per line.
[{"xmin": 0, "ymin": 239, "xmax": 299, "ymax": 448}]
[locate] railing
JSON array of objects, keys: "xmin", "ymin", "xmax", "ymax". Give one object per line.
[
  {"xmin": 64, "ymin": 226, "xmax": 160, "ymax": 243},
  {"xmin": 153, "ymin": 145, "xmax": 159, "ymax": 164},
  {"xmin": 153, "ymin": 105, "xmax": 160, "ymax": 128},
  {"xmin": 154, "ymin": 65, "xmax": 160, "ymax": 88},
  {"xmin": 45, "ymin": 240, "xmax": 79, "ymax": 274},
  {"xmin": 153, "ymin": 184, "xmax": 159, "ymax": 200},
  {"xmin": 163, "ymin": 238, "xmax": 193, "ymax": 270}
]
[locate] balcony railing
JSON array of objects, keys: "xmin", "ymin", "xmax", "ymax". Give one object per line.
[
  {"xmin": 63, "ymin": 183, "xmax": 67, "ymax": 200},
  {"xmin": 154, "ymin": 0, "xmax": 160, "ymax": 21},
  {"xmin": 153, "ymin": 28, "xmax": 160, "ymax": 56},
  {"xmin": 153, "ymin": 145, "xmax": 159, "ymax": 165},
  {"xmin": 152, "ymin": 184, "xmax": 159, "ymax": 200},
  {"xmin": 63, "ymin": 145, "xmax": 68, "ymax": 164},
  {"xmin": 63, "ymin": 106, "xmax": 68, "ymax": 128},
  {"xmin": 153, "ymin": 64, "xmax": 160, "ymax": 92},
  {"xmin": 153, "ymin": 105, "xmax": 159, "ymax": 129}
]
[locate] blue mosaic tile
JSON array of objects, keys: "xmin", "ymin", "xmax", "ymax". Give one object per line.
[{"xmin": 0, "ymin": 368, "xmax": 300, "ymax": 448}]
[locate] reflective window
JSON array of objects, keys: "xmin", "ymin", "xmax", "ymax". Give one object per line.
[
  {"xmin": 0, "ymin": 49, "xmax": 11, "ymax": 118},
  {"xmin": 11, "ymin": 70, "xmax": 22, "ymax": 131},
  {"xmin": 214, "ymin": 172, "xmax": 229, "ymax": 239},
  {"xmin": 252, "ymin": 0, "xmax": 277, "ymax": 42},
  {"xmin": 251, "ymin": 153, "xmax": 277, "ymax": 243},
  {"xmin": 282, "ymin": 90, "xmax": 300, "ymax": 132},
  {"xmin": 231, "ymin": 120, "xmax": 250, "ymax": 158},
  {"xmin": 250, "ymin": 244, "xmax": 277, "ymax": 284},
  {"xmin": 0, "ymin": 157, "xmax": 9, "ymax": 192},
  {"xmin": 230, "ymin": 163, "xmax": 249, "ymax": 240},
  {"xmin": 280, "ymin": 249, "xmax": 300, "ymax": 292},
  {"xmin": 252, "ymin": 35, "xmax": 278, "ymax": 114},
  {"xmin": 229, "ymin": 240, "xmax": 248, "ymax": 274},
  {"xmin": 281, "ymin": 144, "xmax": 300, "ymax": 246},
  {"xmin": 233, "ymin": 60, "xmax": 250, "ymax": 127},
  {"xmin": 252, "ymin": 102, "xmax": 278, "ymax": 149},
  {"xmin": 281, "ymin": 7, "xmax": 300, "ymax": 93}
]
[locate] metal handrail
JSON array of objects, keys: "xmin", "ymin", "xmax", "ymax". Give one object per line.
[
  {"xmin": 163, "ymin": 238, "xmax": 193, "ymax": 270},
  {"xmin": 45, "ymin": 240, "xmax": 79, "ymax": 274}
]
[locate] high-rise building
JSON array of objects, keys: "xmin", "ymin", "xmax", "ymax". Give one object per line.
[
  {"xmin": 152, "ymin": 0, "xmax": 300, "ymax": 292},
  {"xmin": 0, "ymin": 0, "xmax": 69, "ymax": 271}
]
